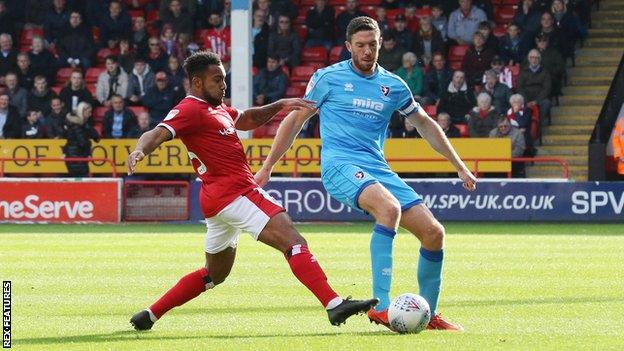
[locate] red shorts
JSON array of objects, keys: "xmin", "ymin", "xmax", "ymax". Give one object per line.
[{"xmin": 204, "ymin": 187, "xmax": 285, "ymax": 254}]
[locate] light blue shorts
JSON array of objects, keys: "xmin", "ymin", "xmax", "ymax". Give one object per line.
[{"xmin": 321, "ymin": 163, "xmax": 423, "ymax": 213}]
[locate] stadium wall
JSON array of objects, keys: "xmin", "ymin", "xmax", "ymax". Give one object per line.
[{"xmin": 190, "ymin": 179, "xmax": 624, "ymax": 222}]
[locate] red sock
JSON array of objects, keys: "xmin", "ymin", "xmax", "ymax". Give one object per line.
[
  {"xmin": 286, "ymin": 245, "xmax": 339, "ymax": 307},
  {"xmin": 149, "ymin": 267, "xmax": 212, "ymax": 319}
]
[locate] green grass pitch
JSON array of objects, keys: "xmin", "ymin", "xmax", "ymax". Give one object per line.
[{"xmin": 2, "ymin": 222, "xmax": 624, "ymax": 350}]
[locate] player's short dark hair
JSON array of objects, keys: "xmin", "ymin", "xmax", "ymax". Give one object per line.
[
  {"xmin": 346, "ymin": 16, "xmax": 380, "ymax": 42},
  {"xmin": 183, "ymin": 50, "xmax": 222, "ymax": 79}
]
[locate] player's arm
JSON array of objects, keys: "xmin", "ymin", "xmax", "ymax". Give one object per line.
[
  {"xmin": 406, "ymin": 106, "xmax": 477, "ymax": 191},
  {"xmin": 235, "ymin": 98, "xmax": 316, "ymax": 131},
  {"xmin": 127, "ymin": 126, "xmax": 172, "ymax": 175},
  {"xmin": 254, "ymin": 106, "xmax": 318, "ymax": 186}
]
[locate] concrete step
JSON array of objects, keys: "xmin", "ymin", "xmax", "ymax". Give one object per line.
[
  {"xmin": 592, "ymin": 19, "xmax": 624, "ymax": 29},
  {"xmin": 561, "ymin": 85, "xmax": 610, "ymax": 96},
  {"xmin": 584, "ymin": 37, "xmax": 624, "ymax": 48},
  {"xmin": 526, "ymin": 167, "xmax": 586, "ymax": 181},
  {"xmin": 569, "ymin": 66, "xmax": 617, "ymax": 77},
  {"xmin": 588, "ymin": 11, "xmax": 624, "ymax": 20},
  {"xmin": 549, "ymin": 117, "xmax": 598, "ymax": 126},
  {"xmin": 545, "ymin": 125, "xmax": 595, "ymax": 135},
  {"xmin": 537, "ymin": 145, "xmax": 588, "ymax": 156},
  {"xmin": 576, "ymin": 47, "xmax": 624, "ymax": 57},
  {"xmin": 574, "ymin": 55, "xmax": 622, "ymax": 66},
  {"xmin": 558, "ymin": 95, "xmax": 605, "ymax": 105},
  {"xmin": 568, "ymin": 76, "xmax": 614, "ymax": 86},
  {"xmin": 588, "ymin": 28, "xmax": 624, "ymax": 37},
  {"xmin": 551, "ymin": 105, "xmax": 602, "ymax": 116},
  {"xmin": 596, "ymin": 2, "xmax": 624, "ymax": 10},
  {"xmin": 541, "ymin": 134, "xmax": 589, "ymax": 144}
]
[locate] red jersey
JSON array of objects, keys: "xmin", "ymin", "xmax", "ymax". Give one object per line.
[
  {"xmin": 158, "ymin": 95, "xmax": 257, "ymax": 217},
  {"xmin": 202, "ymin": 27, "xmax": 231, "ymax": 63}
]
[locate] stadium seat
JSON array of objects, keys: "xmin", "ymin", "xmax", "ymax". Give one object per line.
[
  {"xmin": 333, "ymin": 5, "xmax": 346, "ymax": 17},
  {"xmin": 295, "ymin": 26, "xmax": 308, "ymax": 42},
  {"xmin": 494, "ymin": 6, "xmax": 516, "ymax": 25},
  {"xmin": 301, "ymin": 46, "xmax": 328, "ymax": 64},
  {"xmin": 252, "ymin": 66, "xmax": 259, "ymax": 76},
  {"xmin": 85, "ymin": 67, "xmax": 105, "ymax": 84},
  {"xmin": 448, "ymin": 45, "xmax": 469, "ymax": 62},
  {"xmin": 92, "ymin": 27, "xmax": 101, "ymax": 45},
  {"xmin": 457, "ymin": 124, "xmax": 470, "ymax": 137},
  {"xmin": 290, "ymin": 65, "xmax": 315, "ymax": 82},
  {"xmin": 415, "ymin": 8, "xmax": 433, "ymax": 19},
  {"xmin": 329, "ymin": 46, "xmax": 343, "ymax": 63},
  {"xmin": 94, "ymin": 107, "xmax": 108, "ymax": 122},
  {"xmin": 361, "ymin": 6, "xmax": 376, "ymax": 17},
  {"xmin": 493, "ymin": 25, "xmax": 507, "ymax": 38},
  {"xmin": 529, "ymin": 104, "xmax": 541, "ymax": 142},
  {"xmin": 129, "ymin": 9, "xmax": 144, "ymax": 19},
  {"xmin": 289, "ymin": 80, "xmax": 309, "ymax": 88},
  {"xmin": 285, "ymin": 85, "xmax": 306, "ymax": 98},
  {"xmin": 51, "ymin": 85, "xmax": 63, "ymax": 95},
  {"xmin": 386, "ymin": 8, "xmax": 404, "ymax": 20},
  {"xmin": 146, "ymin": 9, "xmax": 159, "ymax": 24},
  {"xmin": 97, "ymin": 48, "xmax": 120, "ymax": 65},
  {"xmin": 499, "ymin": 0, "xmax": 518, "ymax": 5},
  {"xmin": 424, "ymin": 105, "xmax": 437, "ymax": 117},
  {"xmin": 128, "ymin": 106, "xmax": 147, "ymax": 117},
  {"xmin": 359, "ymin": 0, "xmax": 381, "ymax": 5},
  {"xmin": 93, "ymin": 122, "xmax": 103, "ymax": 137},
  {"xmin": 449, "ymin": 60, "xmax": 462, "ymax": 70},
  {"xmin": 56, "ymin": 68, "xmax": 74, "ymax": 86},
  {"xmin": 20, "ymin": 28, "xmax": 44, "ymax": 47},
  {"xmin": 86, "ymin": 83, "xmax": 97, "ymax": 97}
]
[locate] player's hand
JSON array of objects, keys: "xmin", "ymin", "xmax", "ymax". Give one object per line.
[
  {"xmin": 458, "ymin": 168, "xmax": 477, "ymax": 191},
  {"xmin": 254, "ymin": 165, "xmax": 273, "ymax": 187},
  {"xmin": 127, "ymin": 150, "xmax": 145, "ymax": 175},
  {"xmin": 278, "ymin": 98, "xmax": 316, "ymax": 113}
]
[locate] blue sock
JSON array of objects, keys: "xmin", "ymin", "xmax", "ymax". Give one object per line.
[
  {"xmin": 418, "ymin": 247, "xmax": 444, "ymax": 316},
  {"xmin": 370, "ymin": 224, "xmax": 396, "ymax": 311}
]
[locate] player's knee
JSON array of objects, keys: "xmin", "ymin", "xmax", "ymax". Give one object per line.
[
  {"xmin": 423, "ymin": 223, "xmax": 445, "ymax": 249},
  {"xmin": 376, "ymin": 201, "xmax": 401, "ymax": 224}
]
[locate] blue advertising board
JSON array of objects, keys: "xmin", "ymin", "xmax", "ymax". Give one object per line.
[{"xmin": 190, "ymin": 179, "xmax": 624, "ymax": 222}]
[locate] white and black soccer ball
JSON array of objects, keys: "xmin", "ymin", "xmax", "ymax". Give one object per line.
[{"xmin": 388, "ymin": 293, "xmax": 431, "ymax": 334}]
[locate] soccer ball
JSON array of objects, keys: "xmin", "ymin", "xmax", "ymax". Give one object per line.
[{"xmin": 388, "ymin": 293, "xmax": 431, "ymax": 334}]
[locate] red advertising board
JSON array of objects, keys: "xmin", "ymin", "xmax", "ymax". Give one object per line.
[{"xmin": 0, "ymin": 179, "xmax": 121, "ymax": 223}]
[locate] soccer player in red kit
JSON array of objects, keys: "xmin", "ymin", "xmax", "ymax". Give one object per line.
[{"xmin": 127, "ymin": 51, "xmax": 378, "ymax": 331}]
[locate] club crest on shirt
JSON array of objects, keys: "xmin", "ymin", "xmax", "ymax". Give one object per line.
[
  {"xmin": 354, "ymin": 171, "xmax": 365, "ymax": 179},
  {"xmin": 219, "ymin": 125, "xmax": 236, "ymax": 136},
  {"xmin": 380, "ymin": 85, "xmax": 390, "ymax": 96}
]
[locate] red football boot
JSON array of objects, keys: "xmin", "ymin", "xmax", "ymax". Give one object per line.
[
  {"xmin": 367, "ymin": 308, "xmax": 394, "ymax": 331},
  {"xmin": 427, "ymin": 314, "xmax": 464, "ymax": 331}
]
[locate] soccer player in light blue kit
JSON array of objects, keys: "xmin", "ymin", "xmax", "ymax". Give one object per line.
[{"xmin": 256, "ymin": 16, "xmax": 477, "ymax": 331}]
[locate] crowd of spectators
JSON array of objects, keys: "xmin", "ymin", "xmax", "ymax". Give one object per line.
[{"xmin": 0, "ymin": 0, "xmax": 589, "ymax": 177}]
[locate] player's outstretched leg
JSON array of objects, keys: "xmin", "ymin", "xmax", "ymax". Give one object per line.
[
  {"xmin": 357, "ymin": 184, "xmax": 401, "ymax": 331},
  {"xmin": 130, "ymin": 247, "xmax": 236, "ymax": 331},
  {"xmin": 260, "ymin": 212, "xmax": 378, "ymax": 326},
  {"xmin": 401, "ymin": 205, "xmax": 463, "ymax": 331}
]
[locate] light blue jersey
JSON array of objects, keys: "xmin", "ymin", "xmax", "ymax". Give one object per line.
[
  {"xmin": 304, "ymin": 60, "xmax": 423, "ymax": 212},
  {"xmin": 304, "ymin": 59, "xmax": 420, "ymax": 172}
]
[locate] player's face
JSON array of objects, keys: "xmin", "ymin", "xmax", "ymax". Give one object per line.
[
  {"xmin": 198, "ymin": 64, "xmax": 227, "ymax": 106},
  {"xmin": 346, "ymin": 30, "xmax": 380, "ymax": 75}
]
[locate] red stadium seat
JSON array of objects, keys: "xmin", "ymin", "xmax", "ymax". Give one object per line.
[
  {"xmin": 146, "ymin": 9, "xmax": 159, "ymax": 24},
  {"xmin": 493, "ymin": 25, "xmax": 507, "ymax": 38},
  {"xmin": 50, "ymin": 85, "xmax": 63, "ymax": 95},
  {"xmin": 529, "ymin": 104, "xmax": 540, "ymax": 141},
  {"xmin": 500, "ymin": 0, "xmax": 518, "ymax": 5},
  {"xmin": 295, "ymin": 25, "xmax": 308, "ymax": 41},
  {"xmin": 289, "ymin": 80, "xmax": 308, "ymax": 88},
  {"xmin": 494, "ymin": 6, "xmax": 516, "ymax": 25},
  {"xmin": 301, "ymin": 46, "xmax": 328, "ymax": 64},
  {"xmin": 386, "ymin": 8, "xmax": 404, "ymax": 20},
  {"xmin": 20, "ymin": 28, "xmax": 44, "ymax": 47},
  {"xmin": 128, "ymin": 106, "xmax": 147, "ymax": 117},
  {"xmin": 449, "ymin": 60, "xmax": 462, "ymax": 70},
  {"xmin": 285, "ymin": 85, "xmax": 306, "ymax": 98},
  {"xmin": 415, "ymin": 8, "xmax": 433, "ymax": 19},
  {"xmin": 290, "ymin": 65, "xmax": 315, "ymax": 82},
  {"xmin": 94, "ymin": 107, "xmax": 108, "ymax": 122},
  {"xmin": 195, "ymin": 29, "xmax": 210, "ymax": 43},
  {"xmin": 448, "ymin": 45, "xmax": 469, "ymax": 62},
  {"xmin": 85, "ymin": 67, "xmax": 105, "ymax": 84},
  {"xmin": 359, "ymin": 0, "xmax": 381, "ymax": 5},
  {"xmin": 329, "ymin": 46, "xmax": 343, "ymax": 63},
  {"xmin": 457, "ymin": 124, "xmax": 470, "ymax": 137},
  {"xmin": 86, "ymin": 83, "xmax": 97, "ymax": 97},
  {"xmin": 281, "ymin": 65, "xmax": 290, "ymax": 78},
  {"xmin": 56, "ymin": 68, "xmax": 74, "ymax": 86},
  {"xmin": 92, "ymin": 26, "xmax": 101, "ymax": 45},
  {"xmin": 93, "ymin": 122, "xmax": 103, "ymax": 137},
  {"xmin": 129, "ymin": 9, "xmax": 144, "ymax": 19},
  {"xmin": 360, "ymin": 6, "xmax": 376, "ymax": 17},
  {"xmin": 96, "ymin": 48, "xmax": 120, "ymax": 65},
  {"xmin": 424, "ymin": 105, "xmax": 437, "ymax": 117}
]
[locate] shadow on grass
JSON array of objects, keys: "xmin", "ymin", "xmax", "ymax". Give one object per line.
[
  {"xmin": 444, "ymin": 295, "xmax": 624, "ymax": 308},
  {"xmin": 14, "ymin": 330, "xmax": 389, "ymax": 346},
  {"xmin": 58, "ymin": 305, "xmax": 322, "ymax": 317}
]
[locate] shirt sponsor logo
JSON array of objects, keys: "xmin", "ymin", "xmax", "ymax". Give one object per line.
[{"xmin": 352, "ymin": 98, "xmax": 384, "ymax": 111}]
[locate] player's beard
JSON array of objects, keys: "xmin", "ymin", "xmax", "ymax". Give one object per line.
[
  {"xmin": 204, "ymin": 89, "xmax": 224, "ymax": 106},
  {"xmin": 353, "ymin": 55, "xmax": 376, "ymax": 74}
]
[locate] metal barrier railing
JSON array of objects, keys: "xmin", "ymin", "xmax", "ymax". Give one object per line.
[{"xmin": 0, "ymin": 157, "xmax": 118, "ymax": 177}]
